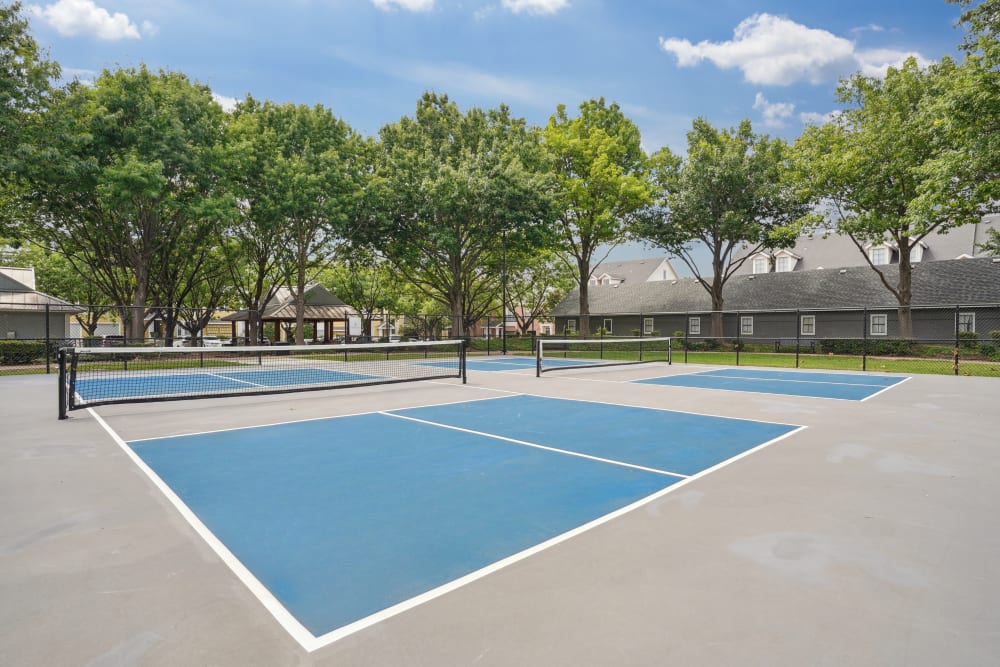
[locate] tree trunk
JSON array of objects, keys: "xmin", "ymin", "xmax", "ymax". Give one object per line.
[
  {"xmin": 896, "ymin": 246, "xmax": 913, "ymax": 339},
  {"xmin": 710, "ymin": 278, "xmax": 725, "ymax": 338},
  {"xmin": 577, "ymin": 257, "xmax": 591, "ymax": 337}
]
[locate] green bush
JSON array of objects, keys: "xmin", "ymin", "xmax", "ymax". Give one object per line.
[
  {"xmin": 991, "ymin": 330, "xmax": 1000, "ymax": 342},
  {"xmin": 978, "ymin": 342, "xmax": 998, "ymax": 359},
  {"xmin": 0, "ymin": 340, "xmax": 47, "ymax": 365},
  {"xmin": 958, "ymin": 330, "xmax": 979, "ymax": 350}
]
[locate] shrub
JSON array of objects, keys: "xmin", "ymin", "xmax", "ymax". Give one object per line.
[
  {"xmin": 0, "ymin": 340, "xmax": 47, "ymax": 365},
  {"xmin": 990, "ymin": 329, "xmax": 1000, "ymax": 343},
  {"xmin": 958, "ymin": 330, "xmax": 979, "ymax": 350}
]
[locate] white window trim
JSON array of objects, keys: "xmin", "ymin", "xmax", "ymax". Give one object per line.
[
  {"xmin": 643, "ymin": 317, "xmax": 654, "ymax": 334},
  {"xmin": 869, "ymin": 246, "xmax": 890, "ymax": 266},
  {"xmin": 800, "ymin": 314, "xmax": 816, "ymax": 336},
  {"xmin": 752, "ymin": 256, "xmax": 769, "ymax": 274},
  {"xmin": 774, "ymin": 256, "xmax": 792, "ymax": 272},
  {"xmin": 958, "ymin": 312, "xmax": 976, "ymax": 333},
  {"xmin": 602, "ymin": 318, "xmax": 613, "ymax": 334},
  {"xmin": 870, "ymin": 313, "xmax": 888, "ymax": 336},
  {"xmin": 688, "ymin": 317, "xmax": 701, "ymax": 335},
  {"xmin": 566, "ymin": 319, "xmax": 577, "ymax": 333},
  {"xmin": 740, "ymin": 316, "xmax": 753, "ymax": 336}
]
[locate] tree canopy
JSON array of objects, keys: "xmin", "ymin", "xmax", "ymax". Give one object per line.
[{"xmin": 543, "ymin": 98, "xmax": 652, "ymax": 336}]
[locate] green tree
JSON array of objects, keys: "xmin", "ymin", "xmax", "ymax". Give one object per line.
[
  {"xmin": 792, "ymin": 57, "xmax": 984, "ymax": 338},
  {"xmin": 9, "ymin": 66, "xmax": 231, "ymax": 339},
  {"xmin": 978, "ymin": 228, "xmax": 1000, "ymax": 255},
  {"xmin": 503, "ymin": 248, "xmax": 575, "ymax": 335},
  {"xmin": 0, "ymin": 1, "xmax": 60, "ymax": 173},
  {"xmin": 260, "ymin": 102, "xmax": 361, "ymax": 345},
  {"xmin": 367, "ymin": 93, "xmax": 553, "ymax": 336},
  {"xmin": 638, "ymin": 119, "xmax": 804, "ymax": 337},
  {"xmin": 542, "ymin": 98, "xmax": 652, "ymax": 337},
  {"xmin": 320, "ymin": 249, "xmax": 403, "ymax": 337}
]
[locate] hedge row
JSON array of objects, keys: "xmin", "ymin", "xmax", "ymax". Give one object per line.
[{"xmin": 0, "ymin": 340, "xmax": 48, "ymax": 365}]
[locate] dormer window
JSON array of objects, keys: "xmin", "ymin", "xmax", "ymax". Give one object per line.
[
  {"xmin": 752, "ymin": 256, "xmax": 769, "ymax": 274},
  {"xmin": 869, "ymin": 246, "xmax": 890, "ymax": 265},
  {"xmin": 910, "ymin": 243, "xmax": 926, "ymax": 263},
  {"xmin": 773, "ymin": 250, "xmax": 800, "ymax": 272}
]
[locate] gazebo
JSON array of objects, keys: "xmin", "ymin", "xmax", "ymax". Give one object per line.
[{"xmin": 222, "ymin": 284, "xmax": 356, "ymax": 344}]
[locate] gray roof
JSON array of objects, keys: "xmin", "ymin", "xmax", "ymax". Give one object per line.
[
  {"xmin": 590, "ymin": 257, "xmax": 675, "ymax": 283},
  {"xmin": 553, "ymin": 257, "xmax": 1000, "ymax": 315},
  {"xmin": 732, "ymin": 216, "xmax": 1000, "ymax": 275}
]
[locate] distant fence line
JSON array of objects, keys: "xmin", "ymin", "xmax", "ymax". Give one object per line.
[{"xmin": 2, "ymin": 300, "xmax": 999, "ymax": 377}]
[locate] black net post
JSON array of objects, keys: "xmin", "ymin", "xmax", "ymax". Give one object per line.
[
  {"xmin": 45, "ymin": 303, "xmax": 51, "ymax": 374},
  {"xmin": 862, "ymin": 308, "xmax": 868, "ymax": 371},
  {"xmin": 57, "ymin": 348, "xmax": 67, "ymax": 420}
]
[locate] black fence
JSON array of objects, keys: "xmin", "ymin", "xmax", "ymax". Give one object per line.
[{"xmin": 4, "ymin": 300, "xmax": 999, "ymax": 378}]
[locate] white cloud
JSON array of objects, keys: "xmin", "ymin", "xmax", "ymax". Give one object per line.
[
  {"xmin": 28, "ymin": 0, "xmax": 142, "ymax": 40},
  {"xmin": 799, "ymin": 110, "xmax": 841, "ymax": 126},
  {"xmin": 659, "ymin": 13, "xmax": 927, "ymax": 86},
  {"xmin": 752, "ymin": 92, "xmax": 795, "ymax": 128},
  {"xmin": 140, "ymin": 20, "xmax": 158, "ymax": 37},
  {"xmin": 212, "ymin": 93, "xmax": 239, "ymax": 113},
  {"xmin": 502, "ymin": 0, "xmax": 570, "ymax": 15},
  {"xmin": 370, "ymin": 0, "xmax": 434, "ymax": 11}
]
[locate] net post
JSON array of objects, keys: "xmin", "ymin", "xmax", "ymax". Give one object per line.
[
  {"xmin": 536, "ymin": 338, "xmax": 542, "ymax": 377},
  {"xmin": 57, "ymin": 348, "xmax": 68, "ymax": 420},
  {"xmin": 667, "ymin": 337, "xmax": 672, "ymax": 365},
  {"xmin": 461, "ymin": 339, "xmax": 467, "ymax": 384}
]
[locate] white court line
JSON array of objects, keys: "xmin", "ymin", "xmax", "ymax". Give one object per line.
[
  {"xmin": 860, "ymin": 375, "xmax": 912, "ymax": 402},
  {"xmin": 88, "ymin": 400, "xmax": 806, "ymax": 653},
  {"xmin": 695, "ymin": 371, "xmax": 900, "ymax": 388},
  {"xmin": 203, "ymin": 371, "xmax": 267, "ymax": 388},
  {"xmin": 127, "ymin": 392, "xmax": 520, "ymax": 442},
  {"xmin": 520, "ymin": 385, "xmax": 803, "ymax": 429},
  {"xmin": 87, "ymin": 408, "xmax": 321, "ymax": 651},
  {"xmin": 381, "ymin": 411, "xmax": 689, "ymax": 480}
]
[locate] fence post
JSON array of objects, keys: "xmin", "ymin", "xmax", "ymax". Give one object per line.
[
  {"xmin": 795, "ymin": 309, "xmax": 801, "ymax": 369},
  {"xmin": 45, "ymin": 302, "xmax": 52, "ymax": 374},
  {"xmin": 954, "ymin": 304, "xmax": 961, "ymax": 375},
  {"xmin": 57, "ymin": 348, "xmax": 67, "ymax": 419},
  {"xmin": 735, "ymin": 310, "xmax": 741, "ymax": 366},
  {"xmin": 862, "ymin": 308, "xmax": 868, "ymax": 371}
]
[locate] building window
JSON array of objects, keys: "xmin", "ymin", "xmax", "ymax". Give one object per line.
[
  {"xmin": 775, "ymin": 256, "xmax": 792, "ymax": 272},
  {"xmin": 869, "ymin": 246, "xmax": 890, "ymax": 265},
  {"xmin": 958, "ymin": 312, "xmax": 975, "ymax": 333},
  {"xmin": 688, "ymin": 317, "xmax": 701, "ymax": 335},
  {"xmin": 870, "ymin": 313, "xmax": 888, "ymax": 336},
  {"xmin": 800, "ymin": 315, "xmax": 816, "ymax": 336},
  {"xmin": 752, "ymin": 257, "xmax": 769, "ymax": 274},
  {"xmin": 662, "ymin": 269, "xmax": 669, "ymax": 280},
  {"xmin": 565, "ymin": 319, "xmax": 577, "ymax": 334},
  {"xmin": 602, "ymin": 318, "xmax": 613, "ymax": 334},
  {"xmin": 643, "ymin": 317, "xmax": 654, "ymax": 335},
  {"xmin": 740, "ymin": 316, "xmax": 753, "ymax": 336},
  {"xmin": 910, "ymin": 245, "xmax": 924, "ymax": 263}
]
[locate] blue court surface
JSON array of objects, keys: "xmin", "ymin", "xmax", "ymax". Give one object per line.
[
  {"xmin": 636, "ymin": 368, "xmax": 907, "ymax": 401},
  {"xmin": 127, "ymin": 394, "xmax": 800, "ymax": 644},
  {"xmin": 74, "ymin": 368, "xmax": 380, "ymax": 401}
]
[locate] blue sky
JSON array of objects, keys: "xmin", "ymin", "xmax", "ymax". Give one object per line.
[{"xmin": 24, "ymin": 0, "xmax": 967, "ymax": 264}]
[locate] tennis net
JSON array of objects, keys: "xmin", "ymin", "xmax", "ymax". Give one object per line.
[
  {"xmin": 58, "ymin": 339, "xmax": 466, "ymax": 418},
  {"xmin": 535, "ymin": 336, "xmax": 672, "ymax": 376}
]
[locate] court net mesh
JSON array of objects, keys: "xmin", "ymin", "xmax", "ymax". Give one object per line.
[
  {"xmin": 535, "ymin": 336, "xmax": 672, "ymax": 376},
  {"xmin": 58, "ymin": 339, "xmax": 466, "ymax": 418}
]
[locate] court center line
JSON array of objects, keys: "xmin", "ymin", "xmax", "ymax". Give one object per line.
[
  {"xmin": 380, "ymin": 411, "xmax": 689, "ymax": 480},
  {"xmin": 690, "ymin": 371, "xmax": 899, "ymax": 388}
]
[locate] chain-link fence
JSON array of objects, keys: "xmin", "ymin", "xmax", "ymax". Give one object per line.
[{"xmin": 552, "ymin": 304, "xmax": 1000, "ymax": 378}]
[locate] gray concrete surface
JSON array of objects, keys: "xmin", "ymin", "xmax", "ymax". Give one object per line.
[{"xmin": 1, "ymin": 363, "xmax": 998, "ymax": 666}]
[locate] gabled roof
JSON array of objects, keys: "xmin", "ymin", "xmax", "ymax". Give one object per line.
[
  {"xmin": 553, "ymin": 257, "xmax": 1000, "ymax": 315},
  {"xmin": 733, "ymin": 216, "xmax": 1000, "ymax": 274},
  {"xmin": 0, "ymin": 267, "xmax": 84, "ymax": 313},
  {"xmin": 590, "ymin": 257, "xmax": 676, "ymax": 283},
  {"xmin": 221, "ymin": 284, "xmax": 356, "ymax": 321}
]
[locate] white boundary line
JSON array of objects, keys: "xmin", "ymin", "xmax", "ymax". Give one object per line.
[
  {"xmin": 517, "ymin": 390, "xmax": 803, "ymax": 429},
  {"xmin": 87, "ymin": 408, "xmax": 322, "ymax": 651},
  {"xmin": 860, "ymin": 375, "xmax": 912, "ymax": 402},
  {"xmin": 382, "ymin": 411, "xmax": 689, "ymax": 479},
  {"xmin": 127, "ymin": 392, "xmax": 519, "ymax": 442},
  {"xmin": 88, "ymin": 399, "xmax": 806, "ymax": 654},
  {"xmin": 696, "ymin": 370, "xmax": 902, "ymax": 388}
]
